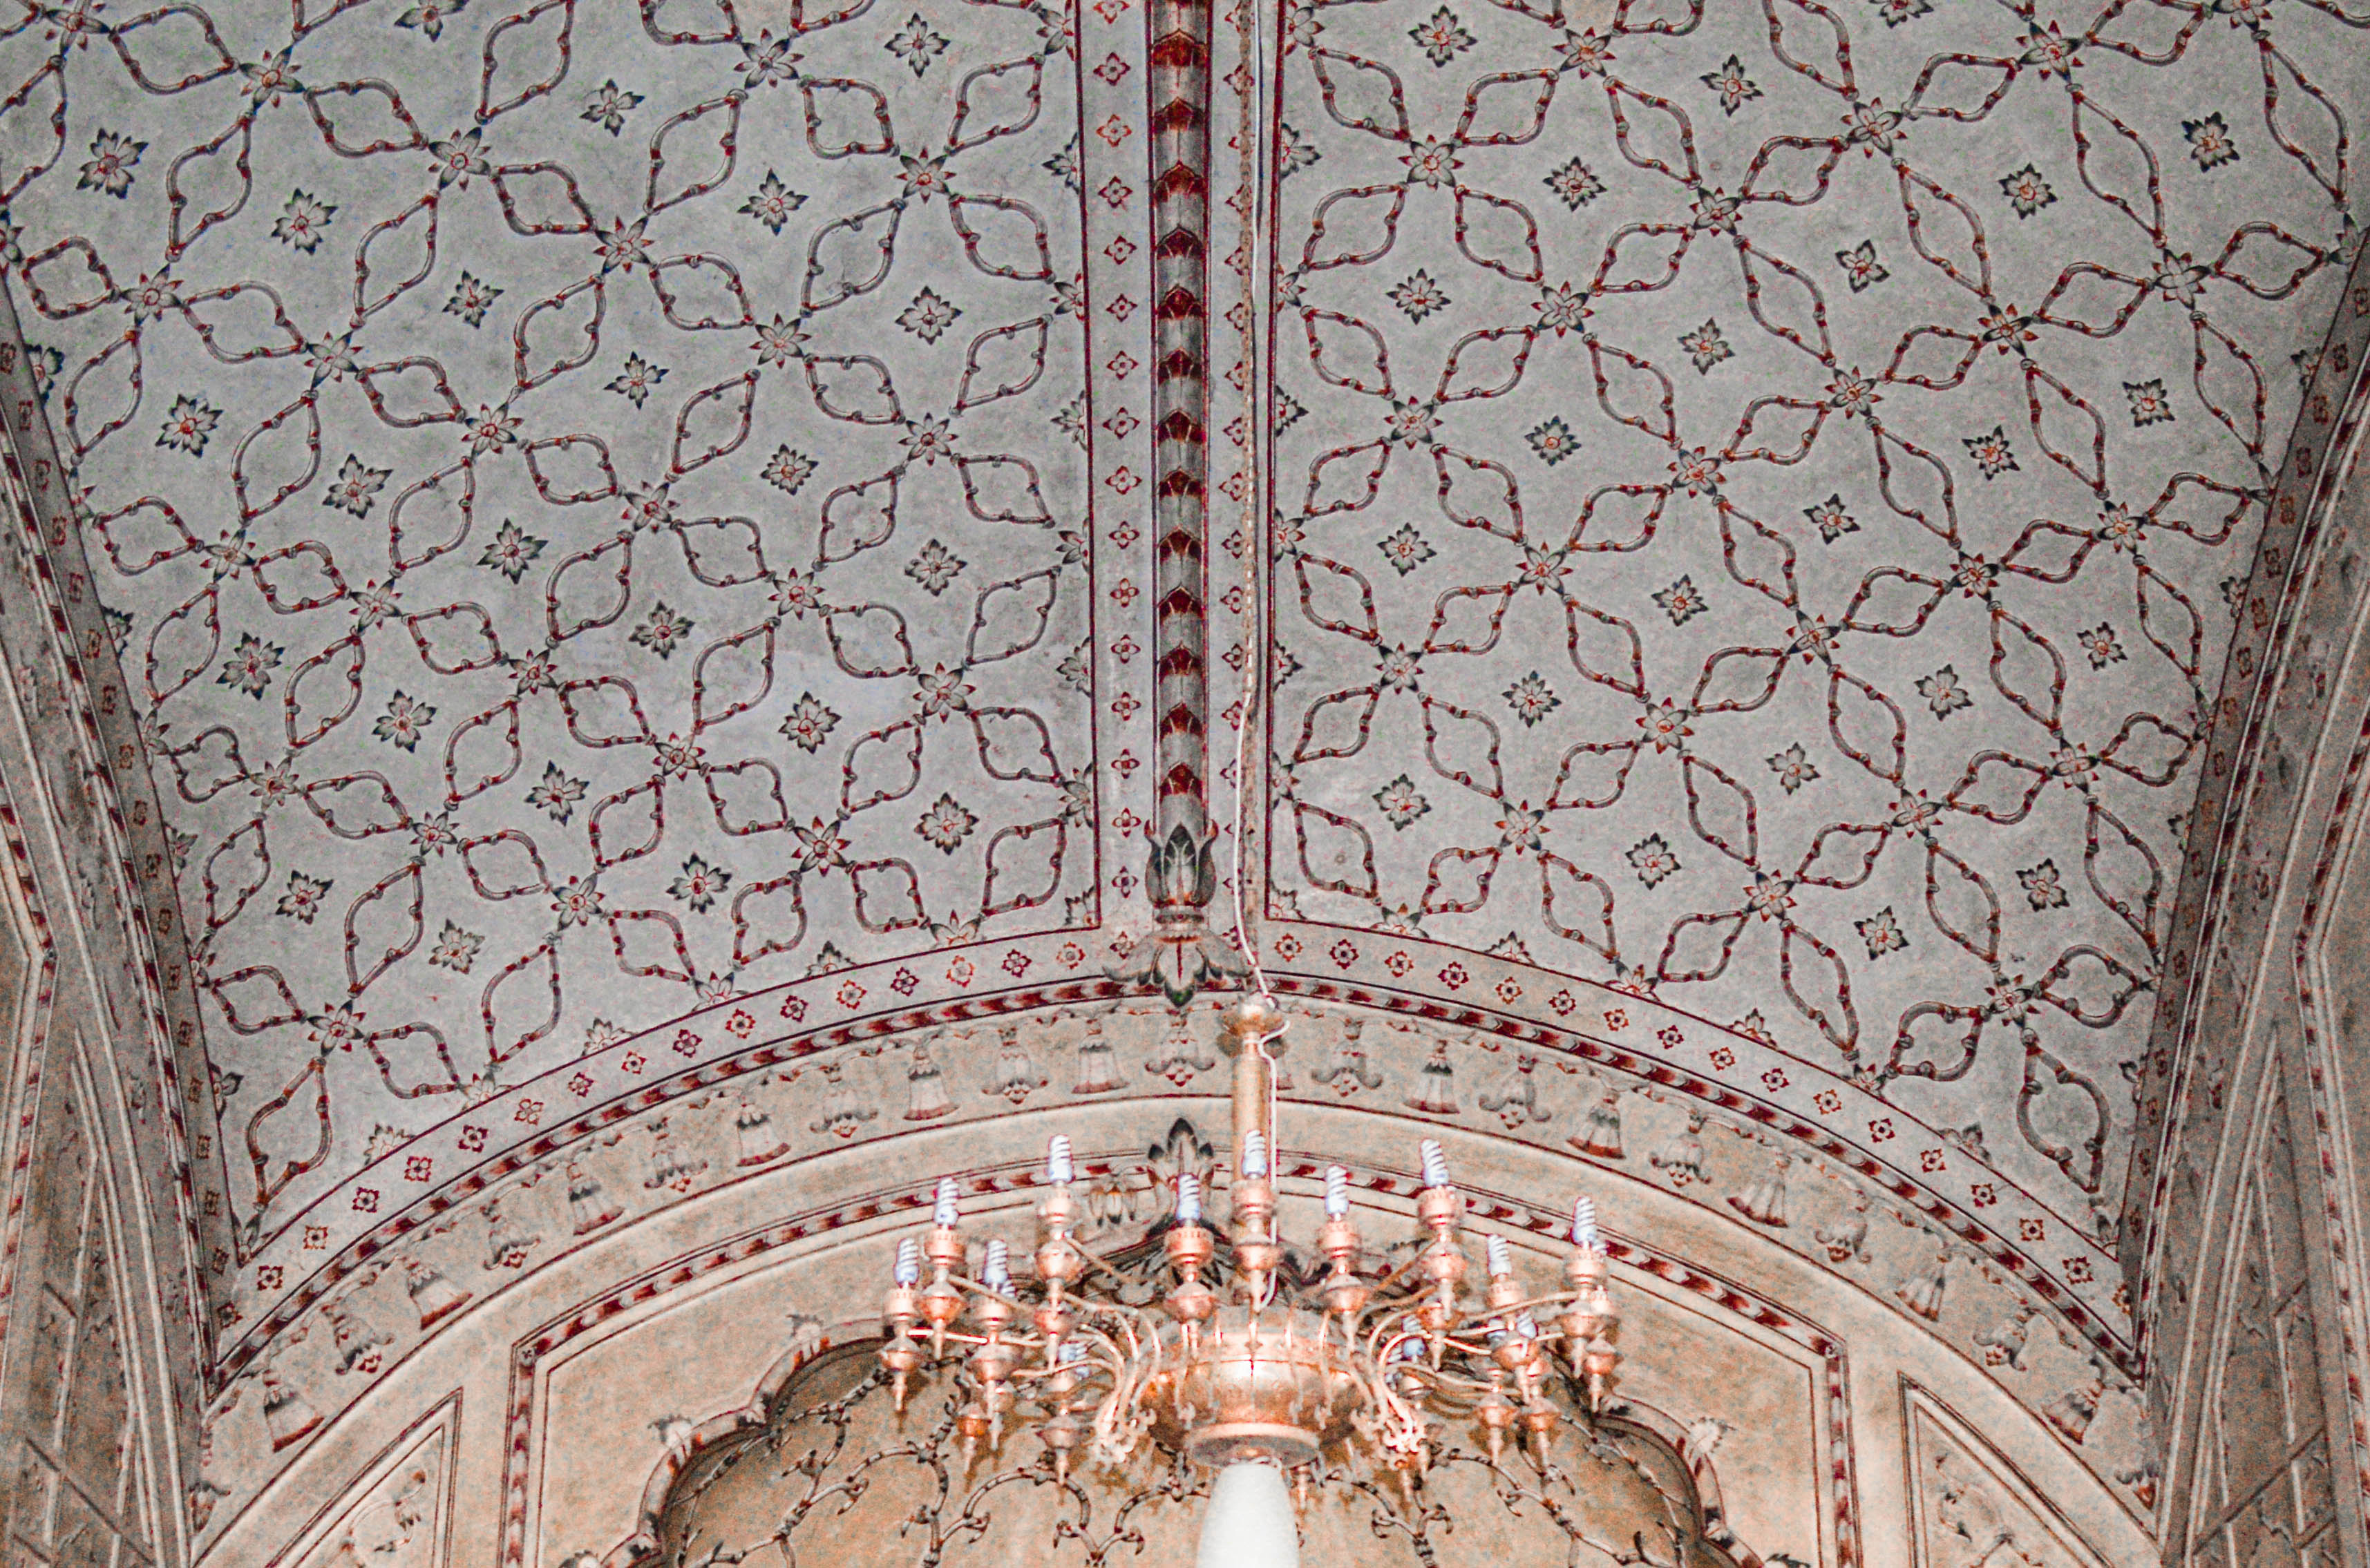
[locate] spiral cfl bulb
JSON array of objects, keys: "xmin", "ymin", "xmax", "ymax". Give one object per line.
[{"xmin": 1419, "ymin": 1139, "xmax": 1451, "ymax": 1189}]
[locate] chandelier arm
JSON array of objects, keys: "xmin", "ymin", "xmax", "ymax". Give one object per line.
[
  {"xmin": 1065, "ymin": 1241, "xmax": 1148, "ymax": 1294},
  {"xmin": 1360, "ymin": 1250, "xmax": 1446, "ymax": 1305},
  {"xmin": 1363, "ymin": 1309, "xmax": 1440, "ymax": 1363},
  {"xmin": 945, "ymin": 1274, "xmax": 1036, "ymax": 1313},
  {"xmin": 1478, "ymin": 1289, "xmax": 1586, "ymax": 1319},
  {"xmin": 1385, "ymin": 1364, "xmax": 1500, "ymax": 1404}
]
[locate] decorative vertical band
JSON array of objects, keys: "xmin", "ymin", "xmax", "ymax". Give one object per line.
[
  {"xmin": 1148, "ymin": 0, "xmax": 1211, "ymax": 826},
  {"xmin": 1110, "ymin": 0, "xmax": 1245, "ymax": 1006}
]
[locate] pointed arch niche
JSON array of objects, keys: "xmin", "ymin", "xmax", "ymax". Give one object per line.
[{"xmin": 649, "ymin": 1337, "xmax": 1752, "ymax": 1568}]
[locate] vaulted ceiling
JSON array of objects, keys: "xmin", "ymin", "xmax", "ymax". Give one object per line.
[
  {"xmin": 3, "ymin": 0, "xmax": 1119, "ymax": 1247},
  {"xmin": 1, "ymin": 0, "xmax": 2364, "ymax": 1529},
  {"xmin": 1264, "ymin": 0, "xmax": 2369, "ymax": 1243}
]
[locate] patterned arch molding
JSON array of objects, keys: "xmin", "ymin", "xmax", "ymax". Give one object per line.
[
  {"xmin": 485, "ymin": 1151, "xmax": 1855, "ymax": 1568},
  {"xmin": 218, "ymin": 941, "xmax": 2123, "ymax": 1392},
  {"xmin": 2125, "ymin": 230, "xmax": 2370, "ymax": 1338},
  {"xmin": 2291, "ymin": 694, "xmax": 2370, "ymax": 1547},
  {"xmin": 1262, "ymin": 947, "xmax": 2127, "ymax": 1364},
  {"xmin": 0, "ymin": 324, "xmax": 222, "ymax": 1381},
  {"xmin": 0, "ymin": 796, "xmax": 64, "ymax": 1344}
]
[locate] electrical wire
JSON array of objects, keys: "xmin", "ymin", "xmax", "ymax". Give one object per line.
[{"xmin": 1229, "ymin": 0, "xmax": 1274, "ymax": 1010}]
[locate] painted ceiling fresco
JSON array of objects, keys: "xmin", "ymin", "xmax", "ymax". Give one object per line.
[
  {"xmin": 0, "ymin": 0, "xmax": 1161, "ymax": 1257},
  {"xmin": 1, "ymin": 0, "xmax": 2367, "ymax": 1449},
  {"xmin": 1262, "ymin": 0, "xmax": 2370, "ymax": 1243}
]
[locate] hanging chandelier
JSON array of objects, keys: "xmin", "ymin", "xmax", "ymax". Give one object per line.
[{"xmin": 873, "ymin": 995, "xmax": 1624, "ymax": 1567}]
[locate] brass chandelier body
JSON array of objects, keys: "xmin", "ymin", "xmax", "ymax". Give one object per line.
[{"xmin": 875, "ymin": 997, "xmax": 1624, "ymax": 1494}]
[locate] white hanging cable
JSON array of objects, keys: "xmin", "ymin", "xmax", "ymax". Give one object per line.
[{"xmin": 1228, "ymin": 0, "xmax": 1275, "ymax": 1010}]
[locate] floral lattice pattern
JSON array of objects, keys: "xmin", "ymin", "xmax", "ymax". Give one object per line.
[{"xmin": 1266, "ymin": 0, "xmax": 2370, "ymax": 1238}]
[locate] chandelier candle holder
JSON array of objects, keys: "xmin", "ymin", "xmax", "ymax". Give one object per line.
[{"xmin": 875, "ymin": 997, "xmax": 1624, "ymax": 1565}]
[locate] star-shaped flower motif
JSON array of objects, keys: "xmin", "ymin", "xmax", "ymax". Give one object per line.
[
  {"xmin": 619, "ymin": 486, "xmax": 677, "ymax": 531},
  {"xmin": 653, "ymin": 733, "xmax": 705, "ymax": 780},
  {"xmin": 310, "ymin": 1002, "xmax": 366, "ymax": 1055},
  {"xmin": 42, "ymin": 0, "xmax": 104, "ymax": 47},
  {"xmin": 770, "ymin": 568, "xmax": 823, "ymax": 620},
  {"xmin": 2049, "ymin": 743, "xmax": 2097, "ymax": 783},
  {"xmin": 1689, "ymin": 187, "xmax": 1740, "ymax": 231},
  {"xmin": 2154, "ymin": 256, "xmax": 2208, "ymax": 306},
  {"xmin": 1497, "ymin": 802, "xmax": 1546, "ymax": 854},
  {"xmin": 1402, "ymin": 137, "xmax": 1459, "ymax": 187},
  {"xmin": 511, "ymin": 649, "xmax": 560, "ymax": 695},
  {"xmin": 1975, "ymin": 305, "xmax": 2036, "ymax": 352},
  {"xmin": 902, "ymin": 413, "xmax": 956, "ymax": 465},
  {"xmin": 790, "ymin": 816, "xmax": 850, "ymax": 872},
  {"xmin": 1637, "ymin": 698, "xmax": 1692, "ymax": 752},
  {"xmin": 594, "ymin": 216, "xmax": 652, "ymax": 271},
  {"xmin": 551, "ymin": 877, "xmax": 606, "ymax": 928},
  {"xmin": 125, "ymin": 271, "xmax": 178, "ymax": 325},
  {"xmin": 913, "ymin": 662, "xmax": 975, "ymax": 719},
  {"xmin": 752, "ymin": 314, "xmax": 810, "ymax": 367},
  {"xmin": 1826, "ymin": 369, "xmax": 1880, "ymax": 418},
  {"xmin": 1517, "ymin": 543, "xmax": 1570, "ymax": 593},
  {"xmin": 305, "ymin": 330, "xmax": 360, "ymax": 384},
  {"xmin": 241, "ymin": 49, "xmax": 300, "ymax": 104},
  {"xmin": 739, "ymin": 28, "xmax": 799, "ymax": 86},
  {"xmin": 248, "ymin": 756, "xmax": 301, "ymax": 808},
  {"xmin": 350, "ymin": 580, "xmax": 401, "ymax": 628},
  {"xmin": 1385, "ymin": 399, "xmax": 1437, "ymax": 444},
  {"xmin": 1743, "ymin": 870, "xmax": 1796, "ymax": 921},
  {"xmin": 1535, "ymin": 282, "xmax": 1588, "ymax": 334},
  {"xmin": 1557, "ymin": 26, "xmax": 1613, "ymax": 73},
  {"xmin": 2098, "ymin": 502, "xmax": 2145, "ymax": 551},
  {"xmin": 410, "ymin": 810, "xmax": 459, "ymax": 857},
  {"xmin": 1669, "ymin": 448, "xmax": 1723, "ymax": 496},
  {"xmin": 1984, "ymin": 974, "xmax": 2039, "ymax": 1023},
  {"xmin": 898, "ymin": 149, "xmax": 951, "ymax": 201},
  {"xmin": 428, "ymin": 127, "xmax": 489, "ymax": 187},
  {"xmin": 1888, "ymin": 790, "xmax": 1942, "ymax": 831},
  {"xmin": 203, "ymin": 526, "xmax": 256, "ymax": 581},
  {"xmin": 2021, "ymin": 21, "xmax": 2077, "ymax": 77},
  {"xmin": 1841, "ymin": 99, "xmax": 1903, "ymax": 155},
  {"xmin": 465, "ymin": 403, "xmax": 520, "ymax": 454}
]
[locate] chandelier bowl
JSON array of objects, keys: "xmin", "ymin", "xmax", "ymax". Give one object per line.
[{"xmin": 1145, "ymin": 1305, "xmax": 1361, "ymax": 1466}]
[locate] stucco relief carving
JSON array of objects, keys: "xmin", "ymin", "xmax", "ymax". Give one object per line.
[
  {"xmin": 1903, "ymin": 1379, "xmax": 2109, "ymax": 1568},
  {"xmin": 651, "ymin": 1342, "xmax": 1747, "ymax": 1568},
  {"xmin": 1, "ymin": 1039, "xmax": 168, "ymax": 1567},
  {"xmin": 185, "ymin": 998, "xmax": 2150, "ymax": 1548},
  {"xmin": 265, "ymin": 1391, "xmax": 456, "ymax": 1568},
  {"xmin": 1258, "ymin": 0, "xmax": 2370, "ymax": 1286},
  {"xmin": 2174, "ymin": 1086, "xmax": 2338, "ymax": 1568},
  {"xmin": 2123, "ymin": 229, "xmax": 2370, "ymax": 1561},
  {"xmin": 0, "ymin": 0, "xmax": 1162, "ymax": 1275}
]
